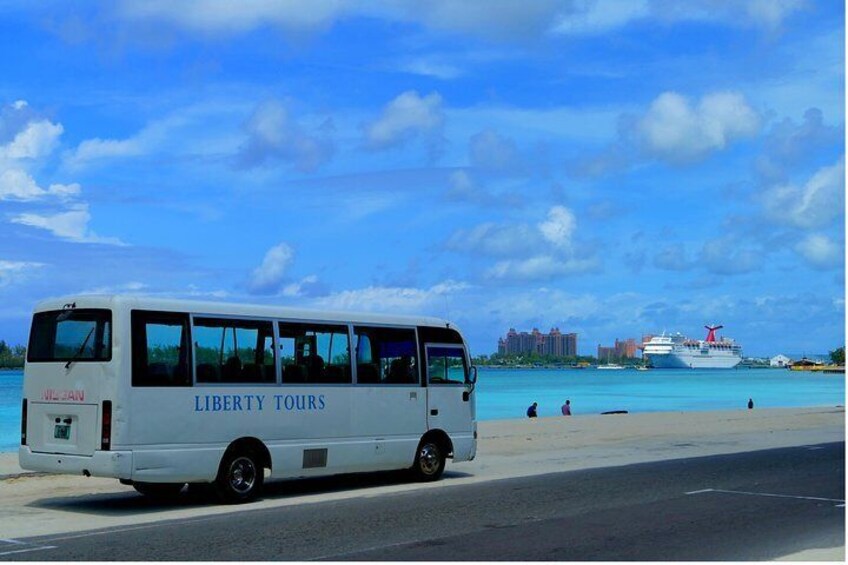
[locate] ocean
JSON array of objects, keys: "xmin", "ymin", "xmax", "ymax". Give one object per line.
[{"xmin": 1, "ymin": 367, "xmax": 844, "ymax": 452}]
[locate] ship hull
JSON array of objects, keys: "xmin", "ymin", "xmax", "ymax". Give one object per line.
[{"xmin": 646, "ymin": 351, "xmax": 741, "ymax": 369}]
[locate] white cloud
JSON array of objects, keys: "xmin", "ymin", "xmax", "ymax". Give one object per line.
[
  {"xmin": 248, "ymin": 242, "xmax": 295, "ymax": 294},
  {"xmin": 445, "ymin": 170, "xmax": 480, "ymax": 202},
  {"xmin": 469, "ymin": 129, "xmax": 521, "ymax": 173},
  {"xmin": 554, "ymin": 0, "xmax": 650, "ymax": 35},
  {"xmin": 363, "ymin": 91, "xmax": 444, "ymax": 150},
  {"xmin": 447, "ymin": 205, "xmax": 597, "ymax": 281},
  {"xmin": 538, "ymin": 205, "xmax": 576, "ymax": 249},
  {"xmin": 554, "ymin": 0, "xmax": 804, "ymax": 35},
  {"xmin": 63, "ymin": 112, "xmax": 194, "ymax": 169},
  {"xmin": 653, "ymin": 243, "xmax": 691, "ymax": 271},
  {"xmin": 699, "ymin": 237, "xmax": 761, "ymax": 275},
  {"xmin": 113, "ymin": 0, "xmax": 805, "ymax": 43},
  {"xmin": 486, "ymin": 255, "xmax": 600, "ymax": 281},
  {"xmin": 117, "ymin": 0, "xmax": 566, "ymax": 41},
  {"xmin": 67, "ymin": 137, "xmax": 145, "ymax": 168},
  {"xmin": 281, "ymin": 275, "xmax": 322, "ymax": 298},
  {"xmin": 0, "ymin": 260, "xmax": 44, "ymax": 287},
  {"xmin": 446, "ymin": 221, "xmax": 538, "ymax": 257},
  {"xmin": 11, "ymin": 204, "xmax": 123, "ymax": 245},
  {"xmin": 309, "ymin": 280, "xmax": 470, "ymax": 314},
  {"xmin": 0, "ymin": 169, "xmax": 80, "ymax": 202},
  {"xmin": 237, "ymin": 100, "xmax": 334, "ymax": 172},
  {"xmin": 794, "ymin": 234, "xmax": 842, "ymax": 270},
  {"xmin": 118, "ymin": 0, "xmax": 353, "ymax": 35},
  {"xmin": 634, "ymin": 91, "xmax": 761, "ymax": 163},
  {"xmin": 398, "ymin": 57, "xmax": 463, "ymax": 80},
  {"xmin": 450, "ymin": 206, "xmax": 578, "ymax": 257},
  {"xmin": 0, "ymin": 119, "xmax": 63, "ymax": 161},
  {"xmin": 763, "ymin": 159, "xmax": 845, "ymax": 229},
  {"xmin": 744, "ymin": 0, "xmax": 805, "ymax": 29}
]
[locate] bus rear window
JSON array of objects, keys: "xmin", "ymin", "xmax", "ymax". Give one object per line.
[{"xmin": 28, "ymin": 309, "xmax": 112, "ymax": 362}]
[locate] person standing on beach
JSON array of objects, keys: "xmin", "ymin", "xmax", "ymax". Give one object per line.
[
  {"xmin": 747, "ymin": 398, "xmax": 754, "ymax": 410},
  {"xmin": 561, "ymin": 400, "xmax": 571, "ymax": 416},
  {"xmin": 527, "ymin": 402, "xmax": 538, "ymax": 418}
]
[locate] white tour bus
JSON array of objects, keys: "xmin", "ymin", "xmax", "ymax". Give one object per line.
[{"xmin": 19, "ymin": 295, "xmax": 477, "ymax": 503}]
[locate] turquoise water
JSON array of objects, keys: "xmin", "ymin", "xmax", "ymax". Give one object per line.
[
  {"xmin": 1, "ymin": 367, "xmax": 844, "ymax": 451},
  {"xmin": 477, "ymin": 367, "xmax": 845, "ymax": 419}
]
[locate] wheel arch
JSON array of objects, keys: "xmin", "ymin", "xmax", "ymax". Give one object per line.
[
  {"xmin": 420, "ymin": 428, "xmax": 454, "ymax": 459},
  {"xmin": 221, "ymin": 437, "xmax": 272, "ymax": 472}
]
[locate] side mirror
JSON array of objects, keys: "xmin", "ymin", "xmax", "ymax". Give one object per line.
[{"xmin": 468, "ymin": 365, "xmax": 478, "ymax": 385}]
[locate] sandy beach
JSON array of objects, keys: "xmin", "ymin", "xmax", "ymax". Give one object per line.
[{"xmin": 0, "ymin": 406, "xmax": 843, "ymax": 559}]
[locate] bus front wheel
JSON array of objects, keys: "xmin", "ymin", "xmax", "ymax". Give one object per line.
[
  {"xmin": 412, "ymin": 439, "xmax": 446, "ymax": 481},
  {"xmin": 215, "ymin": 449, "xmax": 264, "ymax": 504}
]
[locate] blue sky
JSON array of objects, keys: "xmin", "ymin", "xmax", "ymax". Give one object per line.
[{"xmin": 0, "ymin": 0, "xmax": 843, "ymax": 357}]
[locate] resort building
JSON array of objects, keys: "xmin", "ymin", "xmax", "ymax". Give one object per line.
[
  {"xmin": 770, "ymin": 354, "xmax": 792, "ymax": 367},
  {"xmin": 497, "ymin": 327, "xmax": 577, "ymax": 357},
  {"xmin": 598, "ymin": 338, "xmax": 639, "ymax": 360}
]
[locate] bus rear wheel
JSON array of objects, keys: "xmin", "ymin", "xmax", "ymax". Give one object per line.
[
  {"xmin": 215, "ymin": 449, "xmax": 264, "ymax": 504},
  {"xmin": 133, "ymin": 482, "xmax": 185, "ymax": 501},
  {"xmin": 412, "ymin": 439, "xmax": 446, "ymax": 481}
]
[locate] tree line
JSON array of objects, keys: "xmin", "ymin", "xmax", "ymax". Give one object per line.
[{"xmin": 0, "ymin": 341, "xmax": 26, "ymax": 369}]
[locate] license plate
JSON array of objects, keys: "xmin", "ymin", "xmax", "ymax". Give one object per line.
[{"xmin": 54, "ymin": 424, "xmax": 70, "ymax": 440}]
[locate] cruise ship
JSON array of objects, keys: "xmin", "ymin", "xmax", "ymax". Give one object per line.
[{"xmin": 642, "ymin": 325, "xmax": 742, "ymax": 369}]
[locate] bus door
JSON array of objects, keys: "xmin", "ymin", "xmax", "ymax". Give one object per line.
[
  {"xmin": 424, "ymin": 344, "xmax": 473, "ymax": 436},
  {"xmin": 352, "ymin": 327, "xmax": 426, "ymax": 468}
]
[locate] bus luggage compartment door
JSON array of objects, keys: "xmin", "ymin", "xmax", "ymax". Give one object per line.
[{"xmin": 28, "ymin": 402, "xmax": 99, "ymax": 456}]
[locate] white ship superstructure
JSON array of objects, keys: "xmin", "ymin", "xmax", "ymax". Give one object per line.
[{"xmin": 643, "ymin": 325, "xmax": 742, "ymax": 369}]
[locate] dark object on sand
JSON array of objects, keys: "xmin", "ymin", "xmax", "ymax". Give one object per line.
[{"xmin": 601, "ymin": 410, "xmax": 628, "ymax": 415}]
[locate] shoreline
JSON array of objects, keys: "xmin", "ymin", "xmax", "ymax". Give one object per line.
[{"xmin": 1, "ymin": 402, "xmax": 844, "ymax": 457}]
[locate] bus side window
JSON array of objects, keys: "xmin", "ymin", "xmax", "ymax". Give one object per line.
[
  {"xmin": 194, "ymin": 318, "xmax": 275, "ymax": 384},
  {"xmin": 353, "ymin": 327, "xmax": 418, "ymax": 385},
  {"xmin": 278, "ymin": 322, "xmax": 352, "ymax": 384},
  {"xmin": 131, "ymin": 311, "xmax": 192, "ymax": 387}
]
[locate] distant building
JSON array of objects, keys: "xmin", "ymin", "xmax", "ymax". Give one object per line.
[
  {"xmin": 498, "ymin": 327, "xmax": 577, "ymax": 357},
  {"xmin": 597, "ymin": 345, "xmax": 616, "ymax": 361},
  {"xmin": 615, "ymin": 338, "xmax": 638, "ymax": 359},
  {"xmin": 770, "ymin": 354, "xmax": 791, "ymax": 367},
  {"xmin": 598, "ymin": 338, "xmax": 638, "ymax": 360}
]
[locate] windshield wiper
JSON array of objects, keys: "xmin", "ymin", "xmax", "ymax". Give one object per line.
[{"xmin": 65, "ymin": 327, "xmax": 95, "ymax": 369}]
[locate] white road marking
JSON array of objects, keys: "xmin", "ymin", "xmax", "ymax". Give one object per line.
[
  {"xmin": 686, "ymin": 488, "xmax": 844, "ymax": 504},
  {"xmin": 0, "ymin": 541, "xmax": 57, "ymax": 557}
]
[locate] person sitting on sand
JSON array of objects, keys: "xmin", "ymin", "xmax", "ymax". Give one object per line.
[
  {"xmin": 561, "ymin": 399, "xmax": 571, "ymax": 416},
  {"xmin": 526, "ymin": 402, "xmax": 538, "ymax": 418},
  {"xmin": 747, "ymin": 398, "xmax": 754, "ymax": 410}
]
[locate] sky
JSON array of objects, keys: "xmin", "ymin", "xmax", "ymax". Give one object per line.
[{"xmin": 0, "ymin": 0, "xmax": 843, "ymax": 357}]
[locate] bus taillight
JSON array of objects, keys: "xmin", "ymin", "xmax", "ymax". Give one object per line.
[
  {"xmin": 101, "ymin": 401, "xmax": 112, "ymax": 451},
  {"xmin": 21, "ymin": 399, "xmax": 27, "ymax": 445}
]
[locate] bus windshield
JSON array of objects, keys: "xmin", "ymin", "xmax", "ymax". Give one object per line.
[{"xmin": 27, "ymin": 309, "xmax": 112, "ymax": 363}]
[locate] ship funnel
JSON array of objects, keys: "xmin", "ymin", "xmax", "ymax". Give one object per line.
[{"xmin": 704, "ymin": 325, "xmax": 723, "ymax": 342}]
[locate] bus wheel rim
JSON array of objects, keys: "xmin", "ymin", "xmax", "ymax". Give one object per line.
[
  {"xmin": 419, "ymin": 444, "xmax": 440, "ymax": 475},
  {"xmin": 229, "ymin": 457, "xmax": 256, "ymax": 493}
]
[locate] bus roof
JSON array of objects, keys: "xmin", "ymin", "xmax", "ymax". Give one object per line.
[{"xmin": 32, "ymin": 294, "xmax": 461, "ymax": 331}]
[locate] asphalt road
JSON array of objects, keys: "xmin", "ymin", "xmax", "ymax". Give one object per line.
[{"xmin": 2, "ymin": 442, "xmax": 843, "ymax": 561}]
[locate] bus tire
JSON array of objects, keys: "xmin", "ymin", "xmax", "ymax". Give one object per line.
[
  {"xmin": 215, "ymin": 449, "xmax": 264, "ymax": 504},
  {"xmin": 133, "ymin": 482, "xmax": 185, "ymax": 500},
  {"xmin": 411, "ymin": 438, "xmax": 446, "ymax": 481}
]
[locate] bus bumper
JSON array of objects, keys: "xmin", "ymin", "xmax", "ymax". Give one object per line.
[
  {"xmin": 450, "ymin": 432, "xmax": 476, "ymax": 462},
  {"xmin": 18, "ymin": 446, "xmax": 133, "ymax": 479}
]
